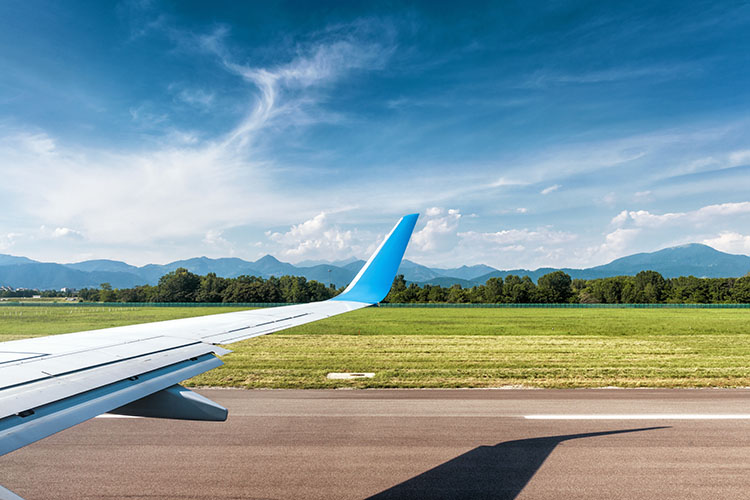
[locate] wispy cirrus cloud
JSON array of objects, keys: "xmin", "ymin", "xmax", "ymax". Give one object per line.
[
  {"xmin": 0, "ymin": 19, "xmax": 396, "ymax": 263},
  {"xmin": 523, "ymin": 63, "xmax": 701, "ymax": 88},
  {"xmin": 170, "ymin": 85, "xmax": 215, "ymax": 109}
]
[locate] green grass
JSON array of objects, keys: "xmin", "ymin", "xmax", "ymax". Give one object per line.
[
  {"xmin": 0, "ymin": 306, "xmax": 247, "ymax": 340},
  {"xmin": 2, "ymin": 306, "xmax": 750, "ymax": 388}
]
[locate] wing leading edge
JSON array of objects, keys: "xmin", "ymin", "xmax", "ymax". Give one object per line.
[{"xmin": 0, "ymin": 214, "xmax": 418, "ymax": 461}]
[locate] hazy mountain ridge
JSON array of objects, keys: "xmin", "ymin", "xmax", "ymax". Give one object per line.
[{"xmin": 0, "ymin": 243, "xmax": 748, "ymax": 290}]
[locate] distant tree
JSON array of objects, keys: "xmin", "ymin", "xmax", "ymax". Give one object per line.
[
  {"xmin": 156, "ymin": 267, "xmax": 200, "ymax": 302},
  {"xmin": 537, "ymin": 271, "xmax": 573, "ymax": 303},
  {"xmin": 118, "ymin": 285, "xmax": 156, "ymax": 302},
  {"xmin": 503, "ymin": 274, "xmax": 536, "ymax": 303},
  {"xmin": 632, "ymin": 270, "xmax": 666, "ymax": 303},
  {"xmin": 425, "ymin": 284, "xmax": 447, "ymax": 302},
  {"xmin": 483, "ymin": 277, "xmax": 503, "ymax": 303},
  {"xmin": 732, "ymin": 275, "xmax": 750, "ymax": 303},
  {"xmin": 222, "ymin": 275, "xmax": 265, "ymax": 303},
  {"xmin": 196, "ymin": 273, "xmax": 228, "ymax": 303},
  {"xmin": 446, "ymin": 284, "xmax": 467, "ymax": 303},
  {"xmin": 98, "ymin": 282, "xmax": 116, "ymax": 302},
  {"xmin": 706, "ymin": 278, "xmax": 735, "ymax": 303},
  {"xmin": 383, "ymin": 275, "xmax": 408, "ymax": 303}
]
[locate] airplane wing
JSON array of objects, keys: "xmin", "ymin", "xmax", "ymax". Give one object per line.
[{"xmin": 0, "ymin": 214, "xmax": 418, "ymax": 461}]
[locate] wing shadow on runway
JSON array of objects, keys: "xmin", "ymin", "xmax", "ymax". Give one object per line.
[{"xmin": 367, "ymin": 426, "xmax": 668, "ymax": 500}]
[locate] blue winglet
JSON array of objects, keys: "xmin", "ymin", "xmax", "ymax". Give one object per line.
[{"xmin": 331, "ymin": 214, "xmax": 419, "ymax": 304}]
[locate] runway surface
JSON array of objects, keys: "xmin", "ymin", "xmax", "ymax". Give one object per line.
[{"xmin": 4, "ymin": 388, "xmax": 750, "ymax": 499}]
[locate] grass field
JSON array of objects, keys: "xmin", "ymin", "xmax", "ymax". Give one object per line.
[{"xmin": 2, "ymin": 306, "xmax": 750, "ymax": 388}]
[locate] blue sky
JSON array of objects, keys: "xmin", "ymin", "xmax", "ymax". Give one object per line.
[{"xmin": 1, "ymin": 0, "xmax": 749, "ymax": 268}]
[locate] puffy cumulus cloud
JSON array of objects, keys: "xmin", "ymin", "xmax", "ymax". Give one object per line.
[
  {"xmin": 266, "ymin": 212, "xmax": 373, "ymax": 262},
  {"xmin": 611, "ymin": 209, "xmax": 684, "ymax": 227},
  {"xmin": 594, "ymin": 228, "xmax": 641, "ymax": 259},
  {"xmin": 702, "ymin": 232, "xmax": 750, "ymax": 255},
  {"xmin": 610, "ymin": 210, "xmax": 629, "ymax": 226},
  {"xmin": 0, "ymin": 232, "xmax": 21, "ymax": 251},
  {"xmin": 404, "ymin": 207, "xmax": 583, "ymax": 269},
  {"xmin": 696, "ymin": 201, "xmax": 750, "ymax": 218},
  {"xmin": 611, "ymin": 202, "xmax": 750, "ymax": 228},
  {"xmin": 38, "ymin": 225, "xmax": 84, "ymax": 240},
  {"xmin": 411, "ymin": 208, "xmax": 461, "ymax": 252},
  {"xmin": 52, "ymin": 227, "xmax": 83, "ymax": 239},
  {"xmin": 202, "ymin": 229, "xmax": 235, "ymax": 255}
]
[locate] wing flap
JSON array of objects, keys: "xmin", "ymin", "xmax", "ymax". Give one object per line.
[
  {"xmin": 0, "ymin": 353, "xmax": 222, "ymax": 456},
  {"xmin": 0, "ymin": 343, "xmax": 229, "ymax": 420},
  {"xmin": 0, "ymin": 336, "xmax": 214, "ymax": 390}
]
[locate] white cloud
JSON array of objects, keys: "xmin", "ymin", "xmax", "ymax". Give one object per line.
[
  {"xmin": 266, "ymin": 212, "xmax": 372, "ymax": 262},
  {"xmin": 490, "ymin": 177, "xmax": 527, "ymax": 188},
  {"xmin": 411, "ymin": 208, "xmax": 461, "ymax": 252},
  {"xmin": 598, "ymin": 228, "xmax": 641, "ymax": 256},
  {"xmin": 52, "ymin": 227, "xmax": 83, "ymax": 239},
  {"xmin": 702, "ymin": 232, "xmax": 750, "ymax": 255},
  {"xmin": 173, "ymin": 87, "xmax": 215, "ymax": 108},
  {"xmin": 695, "ymin": 201, "xmax": 750, "ymax": 217},
  {"xmin": 459, "ymin": 227, "xmax": 576, "ymax": 246},
  {"xmin": 0, "ymin": 233, "xmax": 21, "ymax": 251},
  {"xmin": 525, "ymin": 64, "xmax": 698, "ymax": 87},
  {"xmin": 38, "ymin": 225, "xmax": 84, "ymax": 240},
  {"xmin": 612, "ymin": 202, "xmax": 750, "ymax": 229},
  {"xmin": 728, "ymin": 149, "xmax": 750, "ymax": 166},
  {"xmin": 624, "ymin": 209, "xmax": 684, "ymax": 227},
  {"xmin": 540, "ymin": 184, "xmax": 561, "ymax": 195},
  {"xmin": 610, "ymin": 210, "xmax": 629, "ymax": 226},
  {"xmin": 202, "ymin": 230, "xmax": 234, "ymax": 255}
]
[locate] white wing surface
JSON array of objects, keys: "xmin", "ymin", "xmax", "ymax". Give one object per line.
[{"xmin": 0, "ymin": 214, "xmax": 418, "ymax": 460}]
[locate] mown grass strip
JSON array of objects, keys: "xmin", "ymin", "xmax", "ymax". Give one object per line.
[{"xmin": 2, "ymin": 306, "xmax": 749, "ymax": 388}]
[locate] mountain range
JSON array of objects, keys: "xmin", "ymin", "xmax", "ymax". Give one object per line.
[{"xmin": 0, "ymin": 244, "xmax": 748, "ymax": 291}]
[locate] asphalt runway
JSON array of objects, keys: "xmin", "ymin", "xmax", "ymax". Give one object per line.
[{"xmin": 4, "ymin": 388, "xmax": 750, "ymax": 499}]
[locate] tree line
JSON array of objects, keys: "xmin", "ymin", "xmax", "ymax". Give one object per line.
[
  {"xmin": 58, "ymin": 267, "xmax": 750, "ymax": 304},
  {"xmin": 384, "ymin": 270, "xmax": 750, "ymax": 304},
  {"xmin": 76, "ymin": 268, "xmax": 338, "ymax": 303}
]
